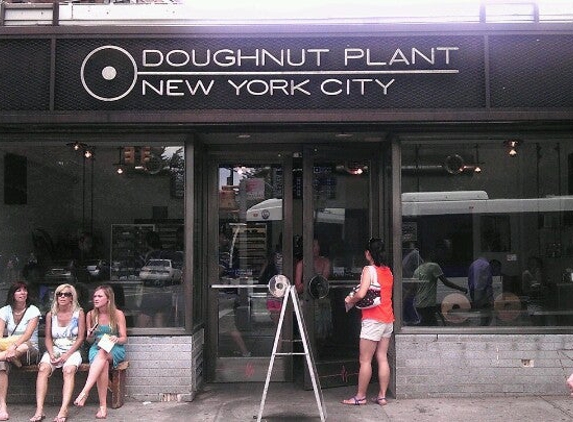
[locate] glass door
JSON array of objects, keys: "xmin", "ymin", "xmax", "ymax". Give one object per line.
[
  {"xmin": 208, "ymin": 153, "xmax": 294, "ymax": 382},
  {"xmin": 298, "ymin": 145, "xmax": 382, "ymax": 389}
]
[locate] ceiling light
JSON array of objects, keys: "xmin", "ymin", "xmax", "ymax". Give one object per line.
[
  {"xmin": 66, "ymin": 141, "xmax": 87, "ymax": 151},
  {"xmin": 504, "ymin": 139, "xmax": 521, "ymax": 157}
]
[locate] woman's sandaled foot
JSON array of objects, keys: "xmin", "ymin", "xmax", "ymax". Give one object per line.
[
  {"xmin": 95, "ymin": 406, "xmax": 107, "ymax": 419},
  {"xmin": 29, "ymin": 415, "xmax": 46, "ymax": 422},
  {"xmin": 0, "ymin": 411, "xmax": 9, "ymax": 421},
  {"xmin": 73, "ymin": 392, "xmax": 87, "ymax": 407},
  {"xmin": 52, "ymin": 416, "xmax": 67, "ymax": 422},
  {"xmin": 372, "ymin": 396, "xmax": 388, "ymax": 406},
  {"xmin": 342, "ymin": 396, "xmax": 367, "ymax": 405}
]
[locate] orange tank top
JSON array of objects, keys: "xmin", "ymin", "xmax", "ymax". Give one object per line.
[{"xmin": 361, "ymin": 265, "xmax": 394, "ymax": 323}]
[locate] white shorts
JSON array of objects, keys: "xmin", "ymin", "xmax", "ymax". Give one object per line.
[
  {"xmin": 360, "ymin": 319, "xmax": 394, "ymax": 342},
  {"xmin": 39, "ymin": 350, "xmax": 83, "ymax": 373}
]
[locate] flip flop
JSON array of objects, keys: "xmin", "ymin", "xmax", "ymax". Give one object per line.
[
  {"xmin": 371, "ymin": 396, "xmax": 388, "ymax": 406},
  {"xmin": 30, "ymin": 415, "xmax": 46, "ymax": 422},
  {"xmin": 74, "ymin": 392, "xmax": 87, "ymax": 407},
  {"xmin": 341, "ymin": 396, "xmax": 367, "ymax": 405}
]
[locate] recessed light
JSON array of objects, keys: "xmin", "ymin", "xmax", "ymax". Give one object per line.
[
  {"xmin": 335, "ymin": 133, "xmax": 353, "ymax": 139},
  {"xmin": 237, "ymin": 134, "xmax": 251, "ymax": 139}
]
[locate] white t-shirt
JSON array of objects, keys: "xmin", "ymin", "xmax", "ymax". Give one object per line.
[{"xmin": 0, "ymin": 304, "xmax": 41, "ymax": 349}]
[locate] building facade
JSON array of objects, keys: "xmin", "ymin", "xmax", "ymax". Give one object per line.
[{"xmin": 1, "ymin": 1, "xmax": 573, "ymax": 400}]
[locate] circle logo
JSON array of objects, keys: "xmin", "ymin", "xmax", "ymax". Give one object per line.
[{"xmin": 81, "ymin": 46, "xmax": 138, "ymax": 102}]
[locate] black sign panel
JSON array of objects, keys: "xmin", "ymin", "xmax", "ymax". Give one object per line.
[
  {"xmin": 489, "ymin": 35, "xmax": 573, "ymax": 108},
  {"xmin": 2, "ymin": 33, "xmax": 572, "ymax": 114},
  {"xmin": 54, "ymin": 36, "xmax": 485, "ymax": 111},
  {"xmin": 0, "ymin": 39, "xmax": 51, "ymax": 111}
]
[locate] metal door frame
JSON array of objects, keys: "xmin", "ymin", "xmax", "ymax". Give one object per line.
[
  {"xmin": 300, "ymin": 143, "xmax": 387, "ymax": 388},
  {"xmin": 205, "ymin": 146, "xmax": 294, "ymax": 382}
]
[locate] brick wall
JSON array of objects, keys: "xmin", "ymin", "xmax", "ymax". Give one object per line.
[
  {"xmin": 7, "ymin": 330, "xmax": 204, "ymax": 404},
  {"xmin": 394, "ymin": 334, "xmax": 573, "ymax": 398}
]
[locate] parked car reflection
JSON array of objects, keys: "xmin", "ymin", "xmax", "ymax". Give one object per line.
[
  {"xmin": 44, "ymin": 259, "xmax": 78, "ymax": 285},
  {"xmin": 139, "ymin": 258, "xmax": 182, "ymax": 287},
  {"xmin": 85, "ymin": 259, "xmax": 110, "ymax": 281}
]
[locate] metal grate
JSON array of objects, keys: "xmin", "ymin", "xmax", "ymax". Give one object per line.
[
  {"xmin": 0, "ymin": 39, "xmax": 51, "ymax": 111},
  {"xmin": 489, "ymin": 34, "xmax": 573, "ymax": 108}
]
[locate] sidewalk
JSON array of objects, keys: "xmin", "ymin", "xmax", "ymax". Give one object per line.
[{"xmin": 5, "ymin": 383, "xmax": 573, "ymax": 422}]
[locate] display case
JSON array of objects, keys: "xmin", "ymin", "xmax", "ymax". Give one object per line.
[
  {"xmin": 232, "ymin": 223, "xmax": 267, "ymax": 275},
  {"xmin": 110, "ymin": 224, "xmax": 155, "ymax": 280}
]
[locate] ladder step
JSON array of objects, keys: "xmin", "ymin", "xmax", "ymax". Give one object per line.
[{"xmin": 273, "ymin": 352, "xmax": 308, "ymax": 356}]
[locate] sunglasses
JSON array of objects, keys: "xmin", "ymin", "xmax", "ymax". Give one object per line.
[{"xmin": 56, "ymin": 292, "xmax": 73, "ymax": 298}]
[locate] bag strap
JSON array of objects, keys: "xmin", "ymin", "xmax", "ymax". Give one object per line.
[
  {"xmin": 367, "ymin": 266, "xmax": 380, "ymax": 288},
  {"xmin": 10, "ymin": 306, "xmax": 29, "ymax": 337}
]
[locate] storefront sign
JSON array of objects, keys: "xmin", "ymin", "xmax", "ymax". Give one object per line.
[
  {"xmin": 1, "ymin": 34, "xmax": 572, "ymax": 113},
  {"xmin": 80, "ymin": 44, "xmax": 460, "ymax": 101},
  {"xmin": 54, "ymin": 35, "xmax": 485, "ymax": 110}
]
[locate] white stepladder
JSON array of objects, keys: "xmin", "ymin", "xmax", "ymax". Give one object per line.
[{"xmin": 256, "ymin": 275, "xmax": 327, "ymax": 422}]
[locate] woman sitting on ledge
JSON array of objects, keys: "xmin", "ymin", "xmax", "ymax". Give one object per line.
[
  {"xmin": 30, "ymin": 284, "xmax": 85, "ymax": 422},
  {"xmin": 74, "ymin": 285, "xmax": 127, "ymax": 420},
  {"xmin": 0, "ymin": 281, "xmax": 41, "ymax": 421}
]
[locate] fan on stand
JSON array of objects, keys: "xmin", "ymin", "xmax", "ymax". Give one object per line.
[
  {"xmin": 307, "ymin": 275, "xmax": 329, "ymax": 300},
  {"xmin": 268, "ymin": 274, "xmax": 291, "ymax": 298}
]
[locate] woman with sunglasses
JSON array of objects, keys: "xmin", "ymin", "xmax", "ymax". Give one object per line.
[
  {"xmin": 0, "ymin": 281, "xmax": 41, "ymax": 421},
  {"xmin": 342, "ymin": 238, "xmax": 394, "ymax": 407},
  {"xmin": 30, "ymin": 284, "xmax": 85, "ymax": 422},
  {"xmin": 74, "ymin": 285, "xmax": 126, "ymax": 419}
]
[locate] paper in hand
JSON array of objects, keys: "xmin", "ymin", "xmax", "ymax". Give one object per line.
[{"xmin": 97, "ymin": 334, "xmax": 115, "ymax": 353}]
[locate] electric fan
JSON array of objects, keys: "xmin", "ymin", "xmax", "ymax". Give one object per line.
[
  {"xmin": 307, "ymin": 275, "xmax": 329, "ymax": 299},
  {"xmin": 268, "ymin": 275, "xmax": 290, "ymax": 298}
]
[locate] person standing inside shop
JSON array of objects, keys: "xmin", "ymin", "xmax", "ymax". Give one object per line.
[
  {"xmin": 414, "ymin": 250, "xmax": 468, "ymax": 326},
  {"xmin": 468, "ymin": 256, "xmax": 494, "ymax": 326},
  {"xmin": 342, "ymin": 238, "xmax": 393, "ymax": 406}
]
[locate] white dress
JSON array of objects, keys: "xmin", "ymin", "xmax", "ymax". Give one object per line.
[{"xmin": 39, "ymin": 310, "xmax": 83, "ymax": 369}]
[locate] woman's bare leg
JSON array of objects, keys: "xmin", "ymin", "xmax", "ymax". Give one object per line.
[
  {"xmin": 74, "ymin": 350, "xmax": 109, "ymax": 406},
  {"xmin": 0, "ymin": 369, "xmax": 9, "ymax": 421},
  {"xmin": 31, "ymin": 363, "xmax": 51, "ymax": 419},
  {"xmin": 95, "ymin": 359, "xmax": 110, "ymax": 419},
  {"xmin": 342, "ymin": 338, "xmax": 376, "ymax": 404},
  {"xmin": 58, "ymin": 365, "xmax": 77, "ymax": 418},
  {"xmin": 375, "ymin": 337, "xmax": 391, "ymax": 404}
]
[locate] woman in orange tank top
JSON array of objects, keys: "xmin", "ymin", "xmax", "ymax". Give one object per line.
[{"xmin": 342, "ymin": 238, "xmax": 394, "ymax": 406}]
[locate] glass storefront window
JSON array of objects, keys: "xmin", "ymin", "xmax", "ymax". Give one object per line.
[
  {"xmin": 216, "ymin": 164, "xmax": 283, "ymax": 357},
  {"xmin": 402, "ymin": 140, "xmax": 573, "ymax": 328},
  {"xmin": 0, "ymin": 145, "xmax": 185, "ymax": 329}
]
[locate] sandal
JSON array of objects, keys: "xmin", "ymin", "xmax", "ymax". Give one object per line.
[
  {"xmin": 341, "ymin": 396, "xmax": 367, "ymax": 405},
  {"xmin": 95, "ymin": 406, "xmax": 107, "ymax": 419},
  {"xmin": 372, "ymin": 396, "xmax": 388, "ymax": 406},
  {"xmin": 53, "ymin": 417, "xmax": 67, "ymax": 422},
  {"xmin": 73, "ymin": 392, "xmax": 87, "ymax": 407},
  {"xmin": 30, "ymin": 416, "xmax": 46, "ymax": 422}
]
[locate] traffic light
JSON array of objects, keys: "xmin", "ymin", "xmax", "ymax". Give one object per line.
[
  {"xmin": 140, "ymin": 147, "xmax": 151, "ymax": 164},
  {"xmin": 123, "ymin": 146, "xmax": 135, "ymax": 164}
]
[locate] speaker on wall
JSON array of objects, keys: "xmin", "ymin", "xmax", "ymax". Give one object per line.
[{"xmin": 4, "ymin": 153, "xmax": 27, "ymax": 205}]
